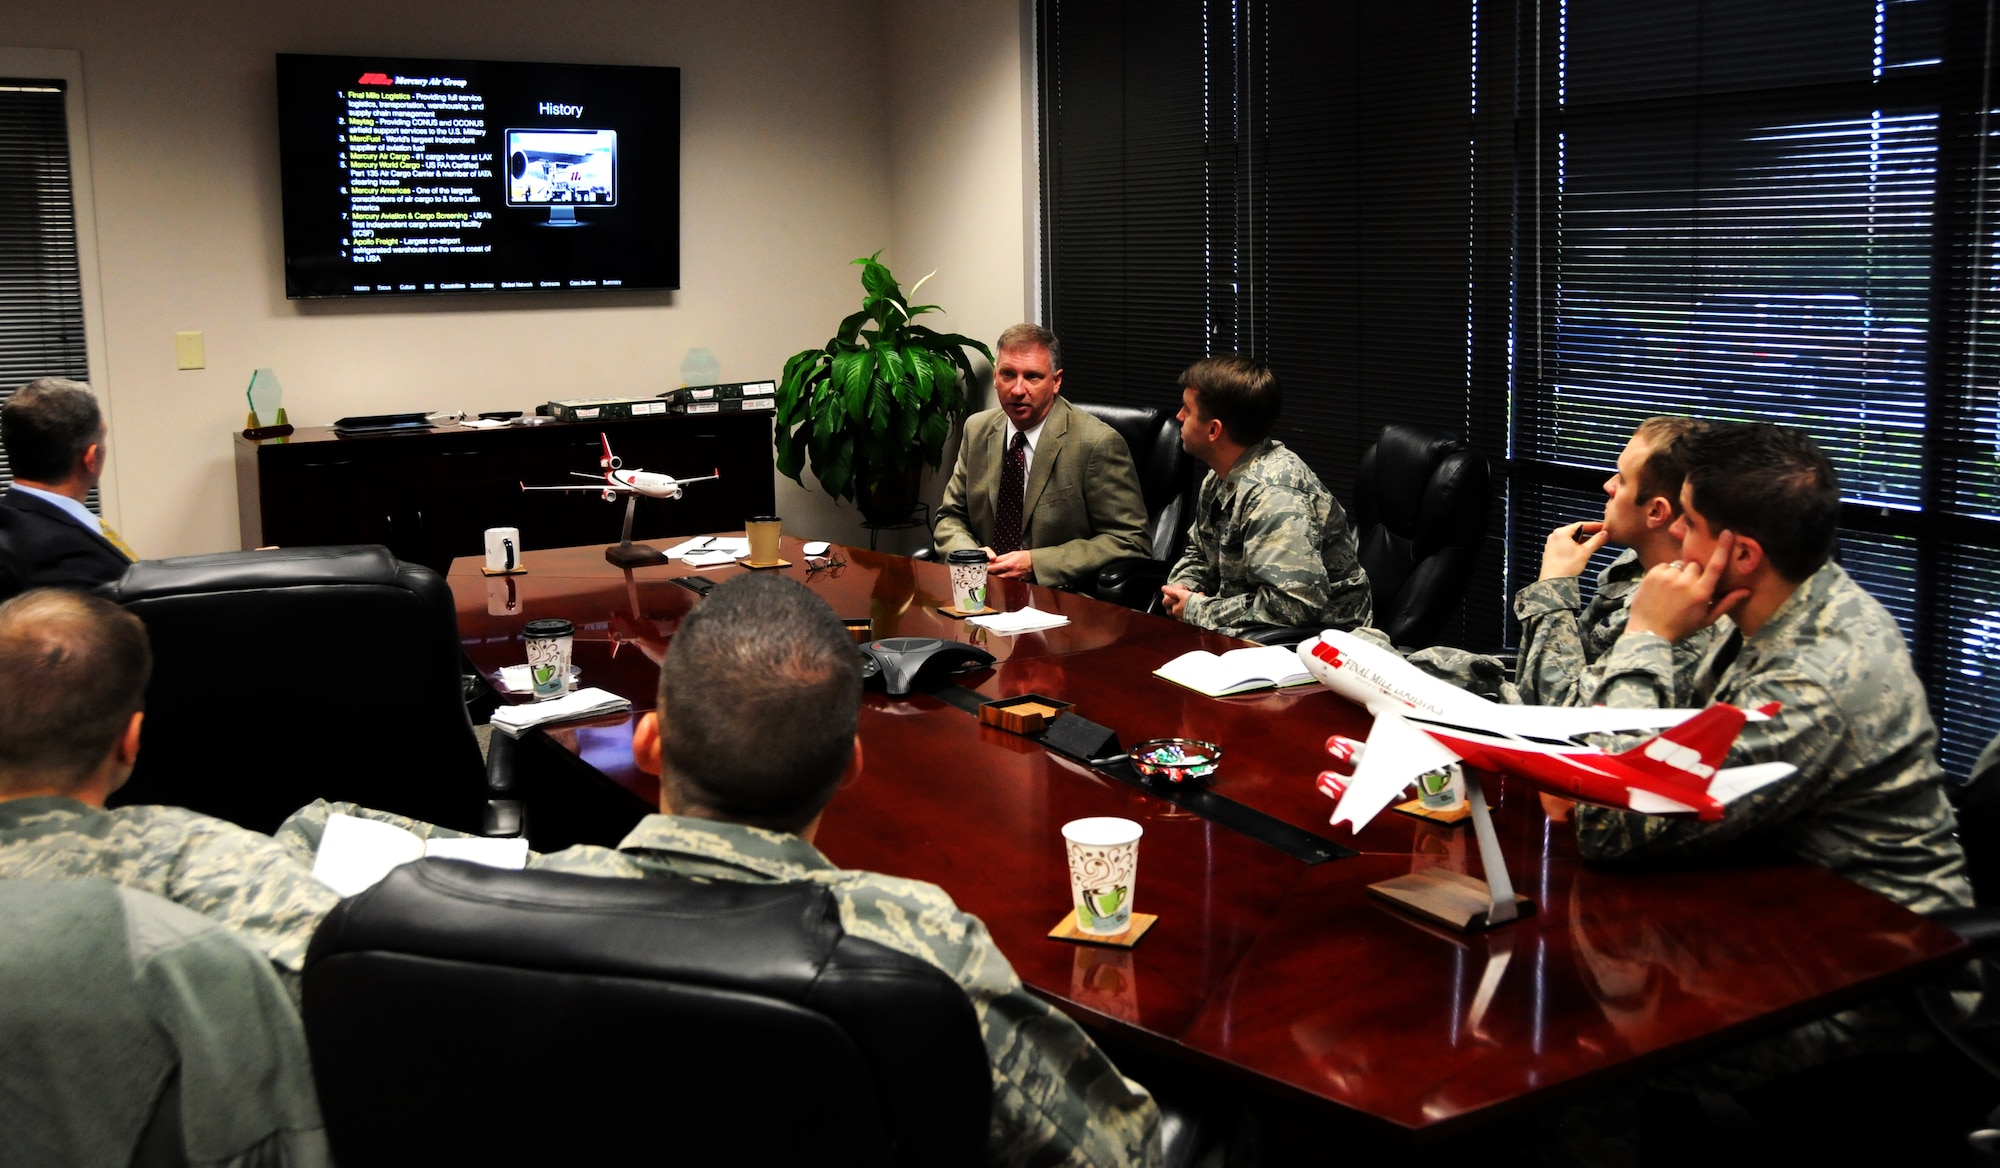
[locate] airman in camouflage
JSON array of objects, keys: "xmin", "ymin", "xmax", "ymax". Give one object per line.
[
  {"xmin": 533, "ymin": 815, "xmax": 1159, "ymax": 1167},
  {"xmin": 0, "ymin": 798, "xmax": 338, "ymax": 996},
  {"xmin": 0, "ymin": 590, "xmax": 338, "ymax": 999},
  {"xmin": 1518, "ymin": 417, "xmax": 1720, "ymax": 707},
  {"xmin": 1409, "ymin": 417, "xmax": 1719, "ymax": 704},
  {"xmin": 1574, "ymin": 423, "xmax": 1970, "ymax": 1088},
  {"xmin": 532, "ymin": 574, "xmax": 1161, "ymax": 1168},
  {"xmin": 1578, "ymin": 557, "xmax": 1970, "ymax": 914},
  {"xmin": 1161, "ymin": 355, "xmax": 1371, "ymax": 637}
]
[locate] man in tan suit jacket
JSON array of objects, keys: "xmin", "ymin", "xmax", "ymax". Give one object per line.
[{"xmin": 934, "ymin": 325, "xmax": 1149, "ymax": 589}]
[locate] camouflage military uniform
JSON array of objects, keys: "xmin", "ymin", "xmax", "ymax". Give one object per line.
[
  {"xmin": 1167, "ymin": 438, "xmax": 1371, "ymax": 638},
  {"xmin": 529, "ymin": 815, "xmax": 1162, "ymax": 1168},
  {"xmin": 1577, "ymin": 560, "xmax": 1974, "ymax": 1090},
  {"xmin": 0, "ymin": 796, "xmax": 339, "ymax": 997},
  {"xmin": 1513, "ymin": 547, "xmax": 1722, "ymax": 707},
  {"xmin": 1575, "ymin": 560, "xmax": 1970, "ymax": 915}
]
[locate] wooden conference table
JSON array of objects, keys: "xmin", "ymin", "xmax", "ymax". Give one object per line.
[{"xmin": 448, "ymin": 538, "xmax": 1968, "ymax": 1142}]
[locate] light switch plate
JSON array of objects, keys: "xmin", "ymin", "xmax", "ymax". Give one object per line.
[{"xmin": 174, "ymin": 331, "xmax": 204, "ymax": 370}]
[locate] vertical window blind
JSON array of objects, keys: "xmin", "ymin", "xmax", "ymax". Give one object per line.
[
  {"xmin": 1041, "ymin": 0, "xmax": 2000, "ymax": 775},
  {"xmin": 1041, "ymin": 0, "xmax": 1511, "ymax": 646},
  {"xmin": 0, "ymin": 77, "xmax": 89, "ymax": 496}
]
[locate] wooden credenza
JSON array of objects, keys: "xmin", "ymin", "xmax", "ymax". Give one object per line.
[{"xmin": 234, "ymin": 413, "xmax": 777, "ymax": 574}]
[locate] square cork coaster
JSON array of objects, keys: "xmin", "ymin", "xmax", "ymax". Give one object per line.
[
  {"xmin": 1393, "ymin": 798, "xmax": 1472, "ymax": 826},
  {"xmin": 1048, "ymin": 910, "xmax": 1158, "ymax": 948},
  {"xmin": 736, "ymin": 558, "xmax": 793, "ymax": 570},
  {"xmin": 934, "ymin": 604, "xmax": 999, "ymax": 619},
  {"xmin": 479, "ymin": 566, "xmax": 528, "ymax": 576}
]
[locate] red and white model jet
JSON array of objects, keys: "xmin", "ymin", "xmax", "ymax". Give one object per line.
[
  {"xmin": 520, "ymin": 433, "xmax": 717, "ymax": 503},
  {"xmin": 1299, "ymin": 629, "xmax": 1795, "ymax": 834}
]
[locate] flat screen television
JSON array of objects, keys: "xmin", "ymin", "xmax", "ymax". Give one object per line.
[{"xmin": 275, "ymin": 53, "xmax": 679, "ymax": 299}]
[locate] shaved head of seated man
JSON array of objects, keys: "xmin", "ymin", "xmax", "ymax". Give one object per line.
[
  {"xmin": 0, "ymin": 378, "xmax": 136, "ymax": 590},
  {"xmin": 518, "ymin": 573, "xmax": 1161, "ymax": 1168},
  {"xmin": 0, "ymin": 589, "xmax": 337, "ymax": 994}
]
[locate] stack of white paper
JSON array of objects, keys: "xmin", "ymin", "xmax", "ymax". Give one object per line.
[
  {"xmin": 312, "ymin": 814, "xmax": 531, "ymax": 897},
  {"xmin": 968, "ymin": 606, "xmax": 1071, "ymax": 635},
  {"xmin": 489, "ymin": 687, "xmax": 632, "ymax": 737}
]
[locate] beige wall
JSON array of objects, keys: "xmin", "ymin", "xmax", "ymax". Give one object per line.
[
  {"xmin": 881, "ymin": 0, "xmax": 1034, "ymax": 551},
  {"xmin": 2, "ymin": 0, "xmax": 1030, "ymax": 558}
]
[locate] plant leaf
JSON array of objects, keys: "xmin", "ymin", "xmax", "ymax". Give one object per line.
[
  {"xmin": 867, "ymin": 378, "xmax": 891, "ymax": 436},
  {"xmin": 775, "ymin": 422, "xmax": 807, "ymax": 480},
  {"xmin": 919, "ymin": 411, "xmax": 950, "ymax": 463},
  {"xmin": 833, "ymin": 348, "xmax": 872, "ymax": 416},
  {"xmin": 858, "ymin": 255, "xmax": 900, "ymax": 302},
  {"xmin": 907, "ymin": 348, "xmax": 936, "ymax": 402},
  {"xmin": 835, "ymin": 308, "xmax": 870, "ymax": 345},
  {"xmin": 818, "ymin": 436, "xmax": 856, "ymax": 502},
  {"xmin": 873, "ymin": 341, "xmax": 904, "ymax": 389}
]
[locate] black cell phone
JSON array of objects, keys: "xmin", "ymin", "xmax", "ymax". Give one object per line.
[
  {"xmin": 478, "ymin": 410, "xmax": 524, "ymax": 421},
  {"xmin": 671, "ymin": 575, "xmax": 716, "ymax": 596}
]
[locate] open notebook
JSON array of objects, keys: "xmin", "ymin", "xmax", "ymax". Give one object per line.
[
  {"xmin": 1154, "ymin": 645, "xmax": 1315, "ymax": 697},
  {"xmin": 311, "ymin": 814, "xmax": 530, "ymax": 897}
]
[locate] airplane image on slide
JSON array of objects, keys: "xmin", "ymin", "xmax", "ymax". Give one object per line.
[{"xmin": 1295, "ymin": 629, "xmax": 1796, "ymax": 930}]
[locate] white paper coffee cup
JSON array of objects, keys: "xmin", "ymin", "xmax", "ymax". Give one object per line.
[{"xmin": 1062, "ymin": 817, "xmax": 1142, "ymax": 935}]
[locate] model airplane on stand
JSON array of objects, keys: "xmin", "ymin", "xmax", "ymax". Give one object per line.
[
  {"xmin": 1295, "ymin": 629, "xmax": 1795, "ymax": 931},
  {"xmin": 520, "ymin": 434, "xmax": 718, "ymax": 568}
]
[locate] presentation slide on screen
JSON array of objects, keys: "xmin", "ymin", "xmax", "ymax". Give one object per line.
[{"xmin": 276, "ymin": 55, "xmax": 679, "ymax": 299}]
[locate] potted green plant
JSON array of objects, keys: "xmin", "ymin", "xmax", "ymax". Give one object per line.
[{"xmin": 774, "ymin": 253, "xmax": 992, "ymax": 524}]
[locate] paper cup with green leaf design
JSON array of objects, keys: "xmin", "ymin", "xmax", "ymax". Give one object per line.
[{"xmin": 1062, "ymin": 817, "xmax": 1143, "ymax": 936}]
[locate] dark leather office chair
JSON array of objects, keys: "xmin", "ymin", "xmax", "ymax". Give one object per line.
[
  {"xmin": 304, "ymin": 859, "xmax": 992, "ymax": 1167},
  {"xmin": 1075, "ymin": 402, "xmax": 1199, "ymax": 608},
  {"xmin": 100, "ymin": 545, "xmax": 490, "ymax": 835},
  {"xmin": 1349, "ymin": 422, "xmax": 1491, "ymax": 649}
]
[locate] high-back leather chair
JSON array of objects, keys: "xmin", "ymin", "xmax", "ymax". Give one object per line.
[
  {"xmin": 1072, "ymin": 402, "xmax": 1199, "ymax": 608},
  {"xmin": 1071, "ymin": 402, "xmax": 1197, "ymax": 566},
  {"xmin": 100, "ymin": 545, "xmax": 487, "ymax": 834},
  {"xmin": 304, "ymin": 860, "xmax": 992, "ymax": 1167},
  {"xmin": 1352, "ymin": 423, "xmax": 1492, "ymax": 648}
]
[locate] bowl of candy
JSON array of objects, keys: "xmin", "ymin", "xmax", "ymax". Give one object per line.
[{"xmin": 1129, "ymin": 738, "xmax": 1222, "ymax": 784}]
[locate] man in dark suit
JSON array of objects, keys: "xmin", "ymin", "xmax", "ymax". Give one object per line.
[
  {"xmin": 933, "ymin": 324, "xmax": 1149, "ymax": 589},
  {"xmin": 0, "ymin": 378, "xmax": 133, "ymax": 592}
]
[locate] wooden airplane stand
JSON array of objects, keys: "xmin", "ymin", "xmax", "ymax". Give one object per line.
[
  {"xmin": 603, "ymin": 494, "xmax": 669, "ymax": 567},
  {"xmin": 1366, "ymin": 773, "xmax": 1536, "ymax": 933}
]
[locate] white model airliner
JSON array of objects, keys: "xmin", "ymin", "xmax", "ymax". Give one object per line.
[
  {"xmin": 519, "ymin": 433, "xmax": 717, "ymax": 502},
  {"xmin": 520, "ymin": 433, "xmax": 719, "ymax": 567},
  {"xmin": 1294, "ymin": 629, "xmax": 1797, "ymax": 929},
  {"xmin": 1297, "ymin": 629, "xmax": 1795, "ymax": 835}
]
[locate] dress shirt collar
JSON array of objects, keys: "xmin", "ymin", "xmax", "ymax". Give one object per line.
[
  {"xmin": 614, "ymin": 813, "xmax": 839, "ymax": 882},
  {"xmin": 1008, "ymin": 414, "xmax": 1049, "ymax": 458},
  {"xmin": 8, "ymin": 483, "xmax": 99, "ymax": 533}
]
